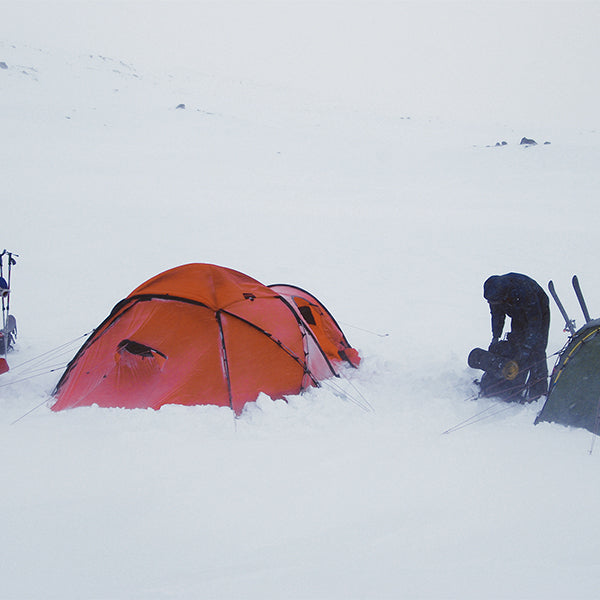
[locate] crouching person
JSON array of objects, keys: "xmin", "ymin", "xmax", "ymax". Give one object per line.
[{"xmin": 481, "ymin": 272, "xmax": 550, "ymax": 402}]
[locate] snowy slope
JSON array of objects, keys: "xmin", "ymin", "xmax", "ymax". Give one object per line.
[{"xmin": 2, "ymin": 2, "xmax": 600, "ymax": 599}]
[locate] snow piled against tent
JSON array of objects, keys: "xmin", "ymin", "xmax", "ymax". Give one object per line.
[{"xmin": 2, "ymin": 3, "xmax": 600, "ymax": 598}]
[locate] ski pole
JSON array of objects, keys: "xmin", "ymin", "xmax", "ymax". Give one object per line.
[
  {"xmin": 572, "ymin": 275, "xmax": 592, "ymax": 323},
  {"xmin": 5, "ymin": 252, "xmax": 16, "ymax": 315},
  {"xmin": 548, "ymin": 280, "xmax": 576, "ymax": 335},
  {"xmin": 6, "ymin": 253, "xmax": 11, "ymax": 315},
  {"xmin": 0, "ymin": 252, "xmax": 6, "ymax": 356}
]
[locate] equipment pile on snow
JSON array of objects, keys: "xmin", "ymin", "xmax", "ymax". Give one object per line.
[{"xmin": 0, "ymin": 249, "xmax": 18, "ymax": 374}]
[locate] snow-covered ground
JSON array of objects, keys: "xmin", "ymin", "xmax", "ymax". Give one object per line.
[{"xmin": 2, "ymin": 2, "xmax": 600, "ymax": 598}]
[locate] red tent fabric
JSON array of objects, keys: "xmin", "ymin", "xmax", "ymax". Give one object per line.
[{"xmin": 51, "ymin": 264, "xmax": 360, "ymax": 414}]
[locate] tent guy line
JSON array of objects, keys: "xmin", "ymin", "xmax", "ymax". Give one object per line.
[
  {"xmin": 337, "ymin": 321, "xmax": 390, "ymax": 338},
  {"xmin": 441, "ymin": 402, "xmax": 518, "ymax": 436},
  {"xmin": 7, "ymin": 333, "xmax": 92, "ymax": 374}
]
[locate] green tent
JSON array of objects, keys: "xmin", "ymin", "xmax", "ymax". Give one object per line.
[{"xmin": 535, "ymin": 318, "xmax": 600, "ymax": 434}]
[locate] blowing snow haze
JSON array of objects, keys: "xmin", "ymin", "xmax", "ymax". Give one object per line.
[
  {"xmin": 3, "ymin": 1, "xmax": 600, "ymax": 127},
  {"xmin": 2, "ymin": 2, "xmax": 600, "ymax": 600}
]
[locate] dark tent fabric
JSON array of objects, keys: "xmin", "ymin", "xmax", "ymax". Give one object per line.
[
  {"xmin": 535, "ymin": 318, "xmax": 600, "ymax": 434},
  {"xmin": 51, "ymin": 263, "xmax": 360, "ymax": 414}
]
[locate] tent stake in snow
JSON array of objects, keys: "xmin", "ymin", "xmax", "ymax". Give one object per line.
[{"xmin": 589, "ymin": 394, "xmax": 600, "ymax": 455}]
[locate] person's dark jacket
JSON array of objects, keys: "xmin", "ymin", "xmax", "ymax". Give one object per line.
[{"xmin": 484, "ymin": 273, "xmax": 550, "ymax": 353}]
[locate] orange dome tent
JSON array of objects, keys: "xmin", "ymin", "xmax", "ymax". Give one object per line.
[{"xmin": 51, "ymin": 264, "xmax": 360, "ymax": 414}]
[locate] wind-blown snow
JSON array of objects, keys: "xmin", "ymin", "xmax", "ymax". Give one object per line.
[{"xmin": 1, "ymin": 2, "xmax": 600, "ymax": 599}]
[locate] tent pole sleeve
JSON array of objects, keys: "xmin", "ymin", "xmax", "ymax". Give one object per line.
[{"xmin": 216, "ymin": 311, "xmax": 233, "ymax": 410}]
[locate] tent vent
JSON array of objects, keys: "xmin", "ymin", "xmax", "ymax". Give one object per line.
[
  {"xmin": 298, "ymin": 305, "xmax": 316, "ymax": 325},
  {"xmin": 117, "ymin": 339, "xmax": 167, "ymax": 360}
]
